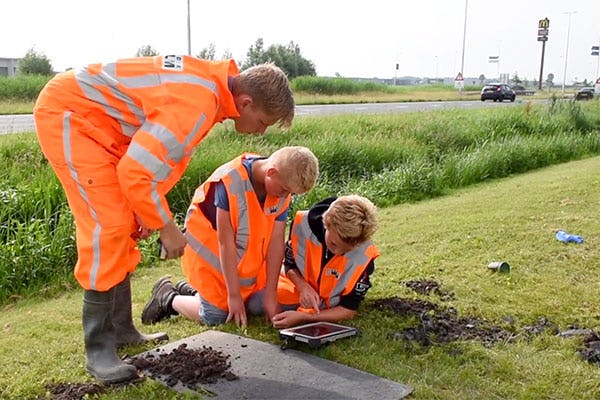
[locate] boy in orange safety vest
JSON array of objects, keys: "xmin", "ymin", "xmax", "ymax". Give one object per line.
[
  {"xmin": 33, "ymin": 55, "xmax": 295, "ymax": 384},
  {"xmin": 272, "ymin": 195, "xmax": 379, "ymax": 329},
  {"xmin": 141, "ymin": 146, "xmax": 319, "ymax": 328}
]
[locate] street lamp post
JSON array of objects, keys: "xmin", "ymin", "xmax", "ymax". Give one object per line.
[
  {"xmin": 460, "ymin": 0, "xmax": 468, "ymax": 80},
  {"xmin": 187, "ymin": 0, "xmax": 192, "ymax": 56},
  {"xmin": 561, "ymin": 11, "xmax": 577, "ymax": 95}
]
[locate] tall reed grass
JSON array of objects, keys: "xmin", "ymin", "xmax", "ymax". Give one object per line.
[
  {"xmin": 0, "ymin": 74, "xmax": 52, "ymax": 101},
  {"xmin": 1, "ymin": 100, "xmax": 599, "ymax": 303}
]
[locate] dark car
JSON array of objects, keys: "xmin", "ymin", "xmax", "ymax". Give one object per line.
[
  {"xmin": 480, "ymin": 83, "xmax": 516, "ymax": 102},
  {"xmin": 575, "ymin": 87, "xmax": 595, "ymax": 100}
]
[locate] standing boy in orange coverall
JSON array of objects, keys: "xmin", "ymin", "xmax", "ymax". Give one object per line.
[{"xmin": 33, "ymin": 55, "xmax": 295, "ymax": 384}]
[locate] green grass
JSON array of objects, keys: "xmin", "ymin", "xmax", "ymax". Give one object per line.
[
  {"xmin": 0, "ymin": 99, "xmax": 35, "ymax": 114},
  {"xmin": 2, "ymin": 101, "xmax": 600, "ymax": 305},
  {"xmin": 3, "ymin": 156, "xmax": 600, "ymax": 399}
]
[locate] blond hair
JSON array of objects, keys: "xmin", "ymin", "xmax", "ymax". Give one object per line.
[
  {"xmin": 268, "ymin": 146, "xmax": 318, "ymax": 194},
  {"xmin": 235, "ymin": 62, "xmax": 295, "ymax": 128},
  {"xmin": 323, "ymin": 195, "xmax": 378, "ymax": 246}
]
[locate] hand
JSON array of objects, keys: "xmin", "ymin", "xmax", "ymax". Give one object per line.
[
  {"xmin": 158, "ymin": 220, "xmax": 187, "ymax": 259},
  {"xmin": 272, "ymin": 310, "xmax": 305, "ymax": 329},
  {"xmin": 299, "ymin": 286, "xmax": 321, "ymax": 314},
  {"xmin": 226, "ymin": 294, "xmax": 247, "ymax": 327},
  {"xmin": 131, "ymin": 214, "xmax": 154, "ymax": 240}
]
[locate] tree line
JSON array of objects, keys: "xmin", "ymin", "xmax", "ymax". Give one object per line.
[{"xmin": 14, "ymin": 38, "xmax": 317, "ymax": 79}]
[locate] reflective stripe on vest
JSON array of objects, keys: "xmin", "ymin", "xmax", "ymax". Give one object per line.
[
  {"xmin": 62, "ymin": 111, "xmax": 102, "ymax": 290},
  {"xmin": 326, "ymin": 242, "xmax": 373, "ymax": 307},
  {"xmin": 290, "ymin": 211, "xmax": 321, "ymax": 277}
]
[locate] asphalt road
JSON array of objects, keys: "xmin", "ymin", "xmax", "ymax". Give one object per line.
[{"xmin": 0, "ymin": 100, "xmax": 523, "ymax": 135}]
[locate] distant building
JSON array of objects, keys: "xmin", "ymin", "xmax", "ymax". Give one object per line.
[{"xmin": 0, "ymin": 57, "xmax": 20, "ymax": 77}]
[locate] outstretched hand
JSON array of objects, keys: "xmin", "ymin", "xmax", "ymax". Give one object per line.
[
  {"xmin": 158, "ymin": 220, "xmax": 187, "ymax": 259},
  {"xmin": 272, "ymin": 310, "xmax": 306, "ymax": 329}
]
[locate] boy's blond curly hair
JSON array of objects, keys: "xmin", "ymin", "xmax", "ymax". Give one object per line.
[
  {"xmin": 235, "ymin": 62, "xmax": 295, "ymax": 128},
  {"xmin": 323, "ymin": 195, "xmax": 378, "ymax": 246},
  {"xmin": 268, "ymin": 146, "xmax": 318, "ymax": 194}
]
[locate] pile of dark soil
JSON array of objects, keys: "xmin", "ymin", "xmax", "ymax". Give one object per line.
[
  {"xmin": 579, "ymin": 331, "xmax": 600, "ymax": 364},
  {"xmin": 131, "ymin": 343, "xmax": 238, "ymax": 390},
  {"xmin": 371, "ymin": 278, "xmax": 572, "ymax": 347},
  {"xmin": 370, "ymin": 296, "xmax": 515, "ymax": 346},
  {"xmin": 42, "ymin": 382, "xmax": 106, "ymax": 400},
  {"xmin": 39, "ymin": 378, "xmax": 141, "ymax": 400},
  {"xmin": 36, "ymin": 343, "xmax": 236, "ymax": 399}
]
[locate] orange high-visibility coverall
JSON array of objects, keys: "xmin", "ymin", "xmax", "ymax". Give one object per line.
[
  {"xmin": 33, "ymin": 56, "xmax": 240, "ymax": 291},
  {"xmin": 277, "ymin": 211, "xmax": 380, "ymax": 310},
  {"xmin": 181, "ymin": 154, "xmax": 290, "ymax": 312}
]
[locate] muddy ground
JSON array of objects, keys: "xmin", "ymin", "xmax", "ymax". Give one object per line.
[
  {"xmin": 38, "ymin": 344, "xmax": 235, "ymax": 400},
  {"xmin": 130, "ymin": 342, "xmax": 238, "ymax": 388},
  {"xmin": 38, "ymin": 279, "xmax": 599, "ymax": 399}
]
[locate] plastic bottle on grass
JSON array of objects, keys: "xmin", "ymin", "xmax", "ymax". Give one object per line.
[{"xmin": 555, "ymin": 230, "xmax": 584, "ymax": 244}]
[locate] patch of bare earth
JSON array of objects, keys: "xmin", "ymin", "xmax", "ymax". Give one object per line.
[
  {"xmin": 39, "ymin": 380, "xmax": 137, "ymax": 400},
  {"xmin": 369, "ymin": 279, "xmax": 563, "ymax": 347},
  {"xmin": 579, "ymin": 331, "xmax": 600, "ymax": 365},
  {"xmin": 36, "ymin": 344, "xmax": 236, "ymax": 399}
]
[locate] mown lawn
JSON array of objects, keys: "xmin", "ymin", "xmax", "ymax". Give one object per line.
[{"xmin": 2, "ymin": 155, "xmax": 600, "ymax": 399}]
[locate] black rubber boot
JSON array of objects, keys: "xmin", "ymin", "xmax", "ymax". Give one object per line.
[
  {"xmin": 112, "ymin": 274, "xmax": 169, "ymax": 347},
  {"xmin": 141, "ymin": 276, "xmax": 178, "ymax": 325},
  {"xmin": 175, "ymin": 280, "xmax": 198, "ymax": 296},
  {"xmin": 83, "ymin": 289, "xmax": 138, "ymax": 383}
]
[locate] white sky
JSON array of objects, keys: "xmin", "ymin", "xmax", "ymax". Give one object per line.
[{"xmin": 3, "ymin": 0, "xmax": 600, "ymax": 84}]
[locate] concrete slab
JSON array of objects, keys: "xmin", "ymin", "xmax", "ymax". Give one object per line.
[{"xmin": 139, "ymin": 330, "xmax": 413, "ymax": 399}]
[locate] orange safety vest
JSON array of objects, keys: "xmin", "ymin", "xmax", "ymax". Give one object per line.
[
  {"xmin": 33, "ymin": 55, "xmax": 239, "ymax": 291},
  {"xmin": 34, "ymin": 55, "xmax": 239, "ymax": 230},
  {"xmin": 277, "ymin": 211, "xmax": 380, "ymax": 310},
  {"xmin": 181, "ymin": 154, "xmax": 291, "ymax": 311}
]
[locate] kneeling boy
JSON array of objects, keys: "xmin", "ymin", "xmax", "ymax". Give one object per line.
[
  {"xmin": 142, "ymin": 146, "xmax": 318, "ymax": 327},
  {"xmin": 273, "ymin": 195, "xmax": 379, "ymax": 329}
]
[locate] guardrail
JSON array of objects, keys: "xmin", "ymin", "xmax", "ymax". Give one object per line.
[{"xmin": 515, "ymin": 90, "xmax": 536, "ymax": 96}]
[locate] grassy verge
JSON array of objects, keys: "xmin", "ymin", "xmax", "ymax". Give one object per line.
[
  {"xmin": 2, "ymin": 101, "xmax": 600, "ymax": 304},
  {"xmin": 2, "ymin": 155, "xmax": 600, "ymax": 399},
  {"xmin": 0, "ymin": 100, "xmax": 35, "ymax": 115}
]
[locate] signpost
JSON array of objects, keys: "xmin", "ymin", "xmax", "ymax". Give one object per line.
[
  {"xmin": 454, "ymin": 72, "xmax": 464, "ymax": 90},
  {"xmin": 592, "ymin": 45, "xmax": 600, "ymax": 89},
  {"xmin": 489, "ymin": 55, "xmax": 500, "ymax": 79},
  {"xmin": 537, "ymin": 18, "xmax": 549, "ymax": 90}
]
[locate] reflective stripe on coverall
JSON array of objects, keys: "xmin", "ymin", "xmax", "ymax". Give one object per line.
[
  {"xmin": 33, "ymin": 56, "xmax": 239, "ymax": 291},
  {"xmin": 181, "ymin": 154, "xmax": 290, "ymax": 311},
  {"xmin": 277, "ymin": 211, "xmax": 380, "ymax": 310}
]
